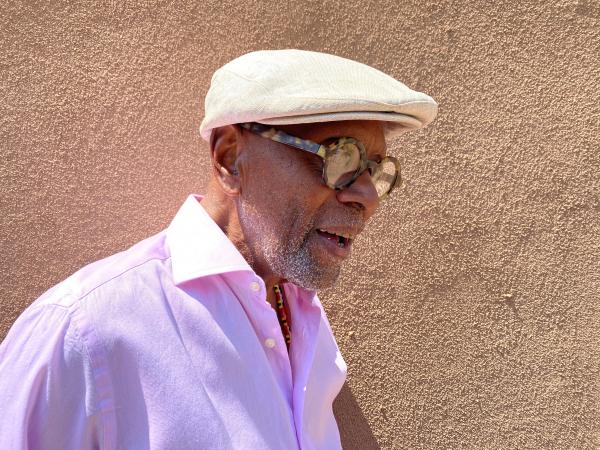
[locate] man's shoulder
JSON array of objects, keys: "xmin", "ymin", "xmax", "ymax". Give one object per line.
[
  {"xmin": 2, "ymin": 230, "xmax": 176, "ymax": 360},
  {"xmin": 34, "ymin": 230, "xmax": 171, "ymax": 311}
]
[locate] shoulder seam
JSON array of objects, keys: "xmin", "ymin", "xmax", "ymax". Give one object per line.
[
  {"xmin": 65, "ymin": 255, "xmax": 172, "ymax": 305},
  {"xmin": 69, "ymin": 300, "xmax": 118, "ymax": 449}
]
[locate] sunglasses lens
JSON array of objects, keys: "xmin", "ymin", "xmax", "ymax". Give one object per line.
[
  {"xmin": 322, "ymin": 138, "xmax": 400, "ymax": 198},
  {"xmin": 371, "ymin": 158, "xmax": 399, "ymax": 198},
  {"xmin": 324, "ymin": 141, "xmax": 361, "ymax": 188}
]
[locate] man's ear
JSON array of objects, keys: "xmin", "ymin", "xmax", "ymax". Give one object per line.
[{"xmin": 209, "ymin": 125, "xmax": 243, "ymax": 196}]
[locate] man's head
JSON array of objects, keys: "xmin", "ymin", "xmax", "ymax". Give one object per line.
[
  {"xmin": 210, "ymin": 119, "xmax": 386, "ymax": 290},
  {"xmin": 200, "ymin": 50, "xmax": 437, "ymax": 290}
]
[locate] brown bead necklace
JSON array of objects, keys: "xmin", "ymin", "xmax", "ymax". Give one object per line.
[{"xmin": 273, "ymin": 284, "xmax": 291, "ymax": 350}]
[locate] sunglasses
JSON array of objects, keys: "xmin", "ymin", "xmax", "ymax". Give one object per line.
[{"xmin": 240, "ymin": 122, "xmax": 401, "ymax": 199}]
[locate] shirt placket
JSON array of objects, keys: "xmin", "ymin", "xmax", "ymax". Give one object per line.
[
  {"xmin": 285, "ymin": 284, "xmax": 321, "ymax": 448},
  {"xmin": 227, "ymin": 274, "xmax": 294, "ymax": 408}
]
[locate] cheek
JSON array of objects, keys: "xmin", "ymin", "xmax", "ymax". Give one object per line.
[
  {"xmin": 239, "ymin": 145, "xmax": 337, "ymax": 240},
  {"xmin": 242, "ymin": 148, "xmax": 324, "ymax": 203},
  {"xmin": 241, "ymin": 163, "xmax": 289, "ymax": 208}
]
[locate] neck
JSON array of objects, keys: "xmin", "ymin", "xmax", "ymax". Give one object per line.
[{"xmin": 201, "ymin": 183, "xmax": 285, "ymax": 310}]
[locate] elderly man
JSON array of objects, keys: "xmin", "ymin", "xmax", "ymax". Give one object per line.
[{"xmin": 0, "ymin": 50, "xmax": 437, "ymax": 449}]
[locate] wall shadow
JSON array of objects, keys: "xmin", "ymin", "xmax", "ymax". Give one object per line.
[{"xmin": 333, "ymin": 383, "xmax": 380, "ymax": 449}]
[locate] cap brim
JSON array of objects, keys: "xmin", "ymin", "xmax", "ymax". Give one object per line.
[
  {"xmin": 200, "ymin": 110, "xmax": 431, "ymax": 141},
  {"xmin": 257, "ymin": 111, "xmax": 426, "ymax": 140}
]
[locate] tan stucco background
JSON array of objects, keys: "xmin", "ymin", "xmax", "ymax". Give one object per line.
[{"xmin": 1, "ymin": 1, "xmax": 599, "ymax": 448}]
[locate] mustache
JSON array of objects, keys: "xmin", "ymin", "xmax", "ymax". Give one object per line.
[{"xmin": 313, "ymin": 208, "xmax": 367, "ymax": 233}]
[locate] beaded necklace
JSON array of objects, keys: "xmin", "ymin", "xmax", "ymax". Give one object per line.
[{"xmin": 273, "ymin": 284, "xmax": 291, "ymax": 350}]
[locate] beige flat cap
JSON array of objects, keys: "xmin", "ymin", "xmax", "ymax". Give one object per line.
[{"xmin": 199, "ymin": 49, "xmax": 438, "ymax": 141}]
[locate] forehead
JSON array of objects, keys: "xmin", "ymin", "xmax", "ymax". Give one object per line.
[{"xmin": 274, "ymin": 120, "xmax": 387, "ymax": 158}]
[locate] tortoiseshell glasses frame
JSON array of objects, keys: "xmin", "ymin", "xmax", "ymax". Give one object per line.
[{"xmin": 240, "ymin": 122, "xmax": 401, "ymax": 199}]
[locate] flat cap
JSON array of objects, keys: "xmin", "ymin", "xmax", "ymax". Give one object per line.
[{"xmin": 199, "ymin": 49, "xmax": 438, "ymax": 141}]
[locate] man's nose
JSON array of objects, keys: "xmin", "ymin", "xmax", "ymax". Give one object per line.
[{"xmin": 335, "ymin": 170, "xmax": 380, "ymax": 219}]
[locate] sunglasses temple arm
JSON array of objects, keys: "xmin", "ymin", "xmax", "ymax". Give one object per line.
[
  {"xmin": 240, "ymin": 122, "xmax": 327, "ymax": 158},
  {"xmin": 273, "ymin": 133, "xmax": 327, "ymax": 158}
]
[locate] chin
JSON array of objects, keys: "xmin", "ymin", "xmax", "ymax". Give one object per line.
[{"xmin": 285, "ymin": 263, "xmax": 341, "ymax": 291}]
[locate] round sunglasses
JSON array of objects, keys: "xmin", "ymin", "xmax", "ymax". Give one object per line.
[{"xmin": 240, "ymin": 122, "xmax": 401, "ymax": 199}]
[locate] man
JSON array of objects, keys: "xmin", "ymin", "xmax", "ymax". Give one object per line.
[{"xmin": 0, "ymin": 49, "xmax": 437, "ymax": 449}]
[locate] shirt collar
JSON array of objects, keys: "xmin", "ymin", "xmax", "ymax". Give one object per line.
[{"xmin": 166, "ymin": 195, "xmax": 252, "ymax": 285}]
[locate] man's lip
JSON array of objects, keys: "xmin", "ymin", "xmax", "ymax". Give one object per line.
[
  {"xmin": 315, "ymin": 230, "xmax": 353, "ymax": 258},
  {"xmin": 315, "ymin": 226, "xmax": 364, "ymax": 240}
]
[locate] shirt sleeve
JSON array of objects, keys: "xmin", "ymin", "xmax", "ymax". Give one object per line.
[{"xmin": 0, "ymin": 302, "xmax": 101, "ymax": 450}]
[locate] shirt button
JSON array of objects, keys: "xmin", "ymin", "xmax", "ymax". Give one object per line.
[
  {"xmin": 250, "ymin": 281, "xmax": 260, "ymax": 292},
  {"xmin": 264, "ymin": 338, "xmax": 276, "ymax": 348}
]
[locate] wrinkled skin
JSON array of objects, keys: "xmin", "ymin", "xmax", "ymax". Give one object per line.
[{"xmin": 202, "ymin": 120, "xmax": 386, "ymax": 312}]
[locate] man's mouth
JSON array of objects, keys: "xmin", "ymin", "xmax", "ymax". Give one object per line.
[{"xmin": 316, "ymin": 228, "xmax": 355, "ymax": 249}]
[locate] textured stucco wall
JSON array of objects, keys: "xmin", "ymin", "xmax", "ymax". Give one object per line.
[{"xmin": 1, "ymin": 1, "xmax": 598, "ymax": 448}]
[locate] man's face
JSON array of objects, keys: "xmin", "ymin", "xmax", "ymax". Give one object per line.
[{"xmin": 236, "ymin": 120, "xmax": 386, "ymax": 290}]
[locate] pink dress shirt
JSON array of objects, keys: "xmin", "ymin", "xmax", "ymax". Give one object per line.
[{"xmin": 0, "ymin": 195, "xmax": 347, "ymax": 449}]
